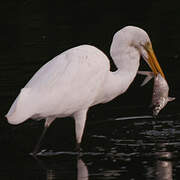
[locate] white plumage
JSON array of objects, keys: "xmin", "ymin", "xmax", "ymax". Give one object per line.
[
  {"xmin": 7, "ymin": 45, "xmax": 109, "ymax": 123},
  {"xmin": 6, "ymin": 26, "xmax": 165, "ymax": 154}
]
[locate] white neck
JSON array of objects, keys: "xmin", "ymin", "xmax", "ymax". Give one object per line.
[
  {"xmin": 93, "ymin": 26, "xmax": 153, "ymax": 104},
  {"xmin": 96, "ymin": 44, "xmax": 140, "ymax": 104}
]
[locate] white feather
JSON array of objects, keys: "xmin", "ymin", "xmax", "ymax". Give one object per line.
[
  {"xmin": 6, "ymin": 26, "xmax": 155, "ymax": 146},
  {"xmin": 6, "ymin": 45, "xmax": 110, "ymax": 124}
]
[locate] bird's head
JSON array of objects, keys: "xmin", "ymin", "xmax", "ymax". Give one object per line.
[
  {"xmin": 129, "ymin": 26, "xmax": 165, "ymax": 78},
  {"xmin": 111, "ymin": 26, "xmax": 165, "ymax": 79}
]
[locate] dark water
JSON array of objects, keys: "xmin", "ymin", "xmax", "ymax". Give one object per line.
[
  {"xmin": 1, "ymin": 116, "xmax": 180, "ymax": 179},
  {"xmin": 1, "ymin": 0, "xmax": 180, "ymax": 179}
]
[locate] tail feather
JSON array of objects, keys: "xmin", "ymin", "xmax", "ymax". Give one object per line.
[
  {"xmin": 5, "ymin": 96, "xmax": 18, "ymax": 118},
  {"xmin": 5, "ymin": 88, "xmax": 32, "ymax": 125}
]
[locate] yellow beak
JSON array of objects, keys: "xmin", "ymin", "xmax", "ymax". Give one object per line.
[{"xmin": 145, "ymin": 42, "xmax": 165, "ymax": 79}]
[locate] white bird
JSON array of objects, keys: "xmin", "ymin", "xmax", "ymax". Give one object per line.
[{"xmin": 5, "ymin": 26, "xmax": 165, "ymax": 154}]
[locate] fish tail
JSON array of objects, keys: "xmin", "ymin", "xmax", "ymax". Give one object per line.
[
  {"xmin": 137, "ymin": 71, "xmax": 154, "ymax": 86},
  {"xmin": 168, "ymin": 97, "xmax": 175, "ymax": 102}
]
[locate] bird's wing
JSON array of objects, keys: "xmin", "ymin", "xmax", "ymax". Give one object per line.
[{"xmin": 6, "ymin": 45, "xmax": 110, "ymax": 121}]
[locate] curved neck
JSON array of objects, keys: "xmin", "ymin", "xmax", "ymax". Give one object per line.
[
  {"xmin": 99, "ymin": 45, "xmax": 140, "ymax": 104},
  {"xmin": 111, "ymin": 43, "xmax": 140, "ymax": 73}
]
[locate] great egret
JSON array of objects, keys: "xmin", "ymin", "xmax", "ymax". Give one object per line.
[{"xmin": 6, "ymin": 26, "xmax": 165, "ymax": 154}]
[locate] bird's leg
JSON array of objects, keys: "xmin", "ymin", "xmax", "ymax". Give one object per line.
[
  {"xmin": 74, "ymin": 109, "xmax": 88, "ymax": 152},
  {"xmin": 32, "ymin": 117, "xmax": 55, "ymax": 155},
  {"xmin": 75, "ymin": 143, "xmax": 82, "ymax": 152},
  {"xmin": 32, "ymin": 126, "xmax": 48, "ymax": 155}
]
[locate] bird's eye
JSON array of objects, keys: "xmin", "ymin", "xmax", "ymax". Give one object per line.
[{"xmin": 144, "ymin": 42, "xmax": 152, "ymax": 52}]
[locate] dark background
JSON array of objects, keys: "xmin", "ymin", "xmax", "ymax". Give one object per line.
[
  {"xmin": 1, "ymin": 1, "xmax": 180, "ymax": 179},
  {"xmin": 1, "ymin": 0, "xmax": 180, "ymax": 152}
]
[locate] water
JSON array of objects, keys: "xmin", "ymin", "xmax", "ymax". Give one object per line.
[
  {"xmin": 1, "ymin": 116, "xmax": 180, "ymax": 179},
  {"xmin": 1, "ymin": 0, "xmax": 180, "ymax": 179}
]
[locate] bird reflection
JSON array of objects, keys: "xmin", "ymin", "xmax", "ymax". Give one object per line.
[
  {"xmin": 155, "ymin": 152, "xmax": 172, "ymax": 180},
  {"xmin": 77, "ymin": 159, "xmax": 89, "ymax": 180},
  {"xmin": 45, "ymin": 158, "xmax": 88, "ymax": 180},
  {"xmin": 46, "ymin": 169, "xmax": 55, "ymax": 180},
  {"xmin": 33, "ymin": 156, "xmax": 88, "ymax": 180}
]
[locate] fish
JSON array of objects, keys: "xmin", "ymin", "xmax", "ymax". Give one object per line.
[{"xmin": 138, "ymin": 71, "xmax": 175, "ymax": 117}]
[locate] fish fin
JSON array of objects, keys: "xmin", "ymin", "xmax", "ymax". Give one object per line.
[
  {"xmin": 138, "ymin": 71, "xmax": 154, "ymax": 76},
  {"xmin": 168, "ymin": 97, "xmax": 175, "ymax": 102},
  {"xmin": 140, "ymin": 76, "xmax": 153, "ymax": 86},
  {"xmin": 137, "ymin": 71, "xmax": 154, "ymax": 86}
]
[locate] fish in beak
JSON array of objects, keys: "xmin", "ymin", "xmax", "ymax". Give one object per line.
[
  {"xmin": 138, "ymin": 71, "xmax": 175, "ymax": 117},
  {"xmin": 144, "ymin": 42, "xmax": 165, "ymax": 79}
]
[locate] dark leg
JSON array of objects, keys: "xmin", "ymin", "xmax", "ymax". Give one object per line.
[
  {"xmin": 32, "ymin": 125, "xmax": 49, "ymax": 155},
  {"xmin": 32, "ymin": 117, "xmax": 55, "ymax": 155},
  {"xmin": 75, "ymin": 142, "xmax": 81, "ymax": 152}
]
